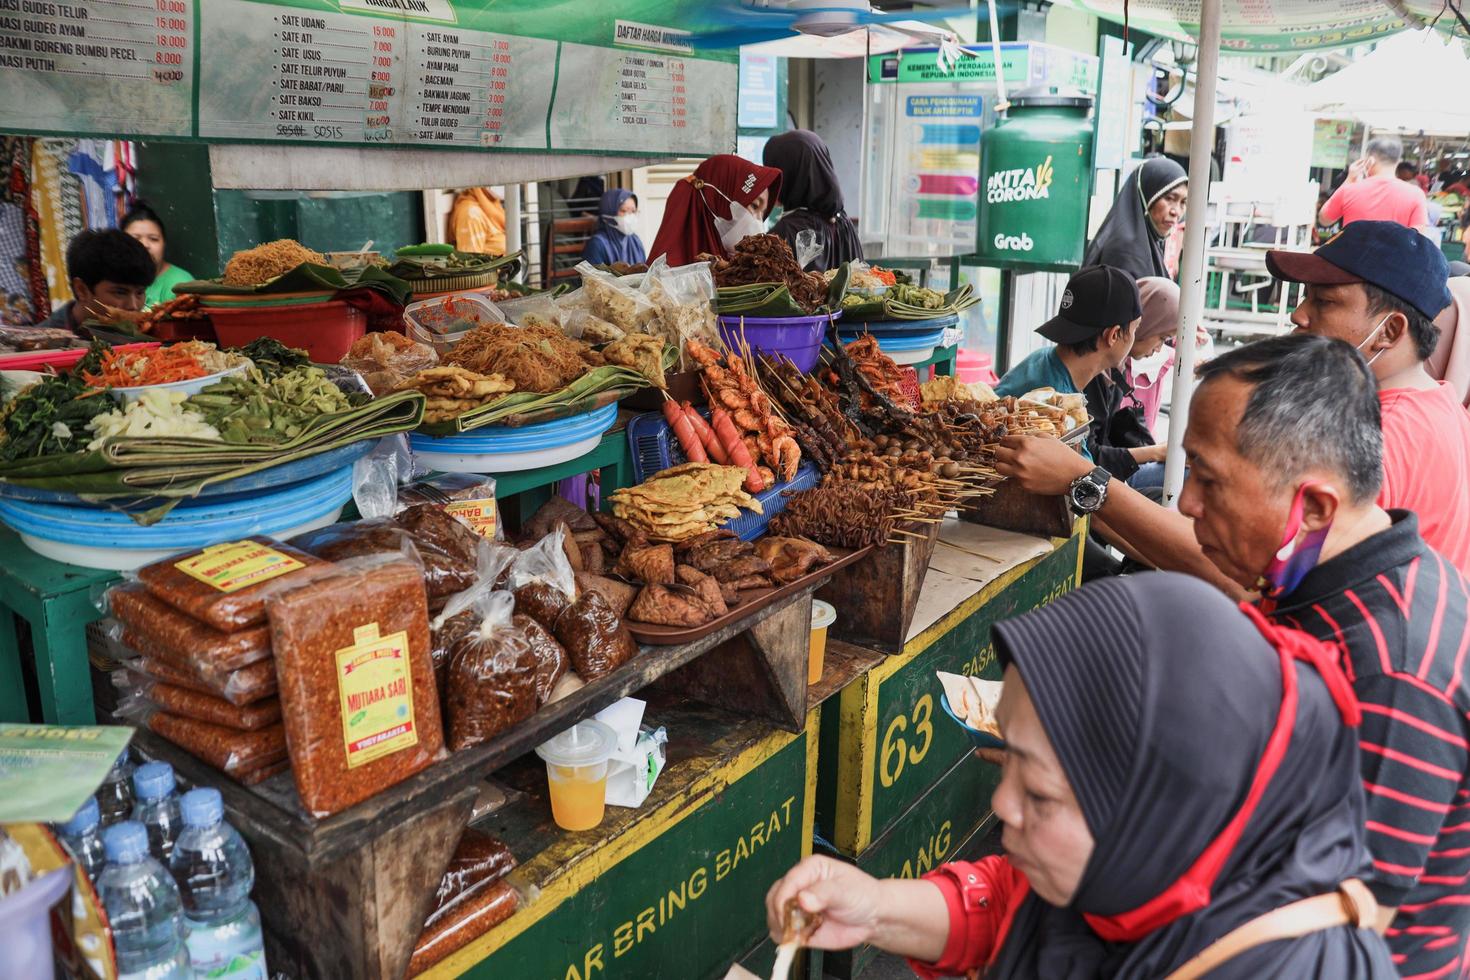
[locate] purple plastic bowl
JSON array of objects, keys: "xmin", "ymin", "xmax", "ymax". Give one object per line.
[{"xmin": 717, "ymin": 313, "xmax": 838, "ymax": 373}]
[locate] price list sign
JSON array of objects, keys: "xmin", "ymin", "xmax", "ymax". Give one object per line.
[
  {"xmin": 551, "ymin": 41, "xmax": 735, "ymax": 154},
  {"xmin": 402, "ymin": 25, "xmax": 553, "ymax": 148},
  {"xmin": 0, "ymin": 0, "xmax": 195, "ymax": 136},
  {"xmin": 198, "ymin": 0, "xmax": 404, "ymax": 142}
]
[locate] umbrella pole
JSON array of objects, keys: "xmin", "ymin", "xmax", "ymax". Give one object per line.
[{"xmin": 1161, "ymin": 0, "xmax": 1221, "ymax": 505}]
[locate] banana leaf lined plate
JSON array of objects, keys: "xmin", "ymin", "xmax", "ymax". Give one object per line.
[{"xmin": 0, "ymin": 438, "xmax": 374, "ymax": 507}]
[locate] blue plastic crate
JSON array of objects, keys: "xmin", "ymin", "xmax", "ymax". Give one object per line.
[{"xmin": 625, "ymin": 410, "xmax": 819, "ymax": 541}]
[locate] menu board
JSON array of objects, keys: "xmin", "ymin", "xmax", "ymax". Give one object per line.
[
  {"xmin": 0, "ymin": 0, "xmax": 736, "ymax": 155},
  {"xmin": 550, "ymin": 42, "xmax": 735, "ymax": 153},
  {"xmin": 196, "ymin": 0, "xmax": 554, "ymax": 148},
  {"xmin": 0, "ymin": 0, "xmax": 195, "ymax": 137}
]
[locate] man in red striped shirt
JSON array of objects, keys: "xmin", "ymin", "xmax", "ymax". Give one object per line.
[{"xmin": 1179, "ymin": 335, "xmax": 1470, "ymax": 979}]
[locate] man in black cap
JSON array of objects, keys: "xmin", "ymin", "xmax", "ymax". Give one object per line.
[
  {"xmin": 993, "ymin": 265, "xmax": 1156, "ymax": 481},
  {"xmin": 1267, "ymin": 220, "xmax": 1470, "ymax": 574}
]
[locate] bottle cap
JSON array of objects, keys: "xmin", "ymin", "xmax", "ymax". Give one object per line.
[
  {"xmin": 57, "ymin": 797, "xmax": 100, "ymax": 836},
  {"xmin": 102, "ymin": 821, "xmax": 149, "ymax": 863},
  {"xmin": 132, "ymin": 761, "xmax": 175, "ymax": 801},
  {"xmin": 180, "ymin": 787, "xmax": 223, "ymax": 827}
]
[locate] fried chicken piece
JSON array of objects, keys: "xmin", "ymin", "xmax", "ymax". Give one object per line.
[
  {"xmin": 755, "ymin": 537, "xmax": 835, "ymax": 585},
  {"xmin": 722, "ymin": 574, "xmax": 772, "ymax": 594},
  {"xmin": 628, "ymin": 584, "xmax": 720, "ymax": 627},
  {"xmin": 710, "ymin": 555, "xmax": 773, "ymax": 583},
  {"xmin": 675, "ymin": 565, "xmax": 728, "ymax": 617},
  {"xmin": 524, "ymin": 497, "xmax": 599, "ymax": 539},
  {"xmin": 616, "ymin": 543, "xmax": 676, "ymax": 585},
  {"xmin": 671, "ymin": 528, "xmax": 738, "ymax": 555}
]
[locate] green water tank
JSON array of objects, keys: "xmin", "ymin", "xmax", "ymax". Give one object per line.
[{"xmin": 976, "ymin": 86, "xmax": 1095, "ymax": 270}]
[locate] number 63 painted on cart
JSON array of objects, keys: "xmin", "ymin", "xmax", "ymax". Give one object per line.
[{"xmin": 879, "ymin": 694, "xmax": 934, "ymax": 788}]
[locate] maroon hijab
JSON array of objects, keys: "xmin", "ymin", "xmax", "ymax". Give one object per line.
[{"xmin": 649, "ymin": 154, "xmax": 781, "ymax": 266}]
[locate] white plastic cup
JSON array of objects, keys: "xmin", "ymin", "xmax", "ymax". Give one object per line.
[
  {"xmin": 535, "ymin": 720, "xmax": 618, "ymax": 831},
  {"xmin": 809, "ymin": 600, "xmax": 837, "ymax": 685}
]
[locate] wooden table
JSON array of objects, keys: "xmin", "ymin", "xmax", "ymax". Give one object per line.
[{"xmin": 0, "ymin": 529, "xmax": 117, "ymax": 724}]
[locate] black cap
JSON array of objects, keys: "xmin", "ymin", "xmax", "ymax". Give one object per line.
[
  {"xmin": 1266, "ymin": 220, "xmax": 1452, "ymax": 321},
  {"xmin": 1038, "ymin": 265, "xmax": 1143, "ymax": 344}
]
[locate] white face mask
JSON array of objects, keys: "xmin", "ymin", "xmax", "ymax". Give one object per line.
[
  {"xmin": 1355, "ymin": 313, "xmax": 1392, "ymax": 366},
  {"xmin": 715, "ymin": 207, "xmax": 764, "ymax": 251},
  {"xmin": 697, "ymin": 179, "xmax": 765, "ymax": 251},
  {"xmin": 613, "ymin": 213, "xmax": 638, "ymax": 236}
]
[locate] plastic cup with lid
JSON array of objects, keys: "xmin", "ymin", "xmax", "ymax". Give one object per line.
[
  {"xmin": 534, "ymin": 720, "xmax": 618, "ymax": 832},
  {"xmin": 809, "ymin": 600, "xmax": 837, "ymax": 685}
]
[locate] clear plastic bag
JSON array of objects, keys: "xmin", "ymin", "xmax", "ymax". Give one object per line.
[
  {"xmin": 116, "ymin": 649, "xmax": 278, "ymax": 706},
  {"xmin": 266, "ymin": 559, "xmax": 446, "ymax": 818},
  {"xmin": 641, "ymin": 258, "xmax": 719, "ymax": 370},
  {"xmin": 575, "ymin": 262, "xmax": 658, "ymax": 334},
  {"xmin": 340, "ymin": 331, "xmax": 440, "ymax": 397},
  {"xmin": 552, "ymin": 589, "xmax": 638, "ymax": 682},
  {"xmin": 118, "ymin": 700, "xmax": 288, "ymax": 778},
  {"xmin": 794, "ymin": 229, "xmax": 823, "ymax": 270},
  {"xmin": 445, "ymin": 591, "xmax": 538, "ymax": 751},
  {"xmin": 507, "ymin": 527, "xmax": 578, "ymax": 630},
  {"xmin": 495, "ymin": 291, "xmax": 564, "ymax": 330},
  {"xmin": 117, "ymin": 674, "xmax": 281, "ymax": 731},
  {"xmin": 131, "ymin": 536, "xmax": 332, "ymax": 632},
  {"xmin": 107, "ymin": 583, "xmax": 272, "ymax": 673},
  {"xmin": 409, "ymin": 878, "xmax": 519, "ymax": 975}
]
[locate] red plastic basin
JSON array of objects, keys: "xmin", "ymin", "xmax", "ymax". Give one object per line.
[{"xmin": 206, "ymin": 300, "xmax": 366, "ymax": 362}]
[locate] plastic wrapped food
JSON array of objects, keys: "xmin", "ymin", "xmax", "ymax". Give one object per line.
[
  {"xmin": 267, "ymin": 560, "xmax": 446, "ymax": 817},
  {"xmin": 340, "ymin": 331, "xmax": 439, "ymax": 397},
  {"xmin": 430, "ymin": 609, "xmax": 478, "ymax": 694},
  {"xmin": 239, "ymin": 759, "xmax": 290, "ymax": 786},
  {"xmin": 122, "ymin": 643, "xmax": 278, "ymax": 706},
  {"xmin": 290, "ymin": 518, "xmax": 477, "ymax": 610},
  {"xmin": 134, "ymin": 536, "xmax": 331, "ymax": 631},
  {"xmin": 511, "ymin": 614, "xmax": 568, "ymax": 704},
  {"xmin": 507, "ymin": 528, "xmax": 577, "ymax": 629},
  {"xmin": 552, "ymin": 590, "xmax": 637, "ymax": 681},
  {"xmin": 446, "ymin": 592, "xmax": 538, "ymax": 751},
  {"xmin": 110, "ymin": 584, "xmax": 271, "ymax": 673},
  {"xmin": 143, "ymin": 710, "xmax": 288, "ymax": 776},
  {"xmin": 399, "ymin": 473, "xmax": 501, "ymax": 541},
  {"xmin": 123, "ymin": 678, "xmax": 280, "ymax": 731},
  {"xmin": 512, "ymin": 582, "xmax": 569, "ymax": 631},
  {"xmin": 427, "ymin": 829, "xmax": 516, "ymax": 927},
  {"xmin": 407, "ymin": 879, "xmax": 518, "ymax": 976}
]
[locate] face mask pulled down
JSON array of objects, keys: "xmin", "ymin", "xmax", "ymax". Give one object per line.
[
  {"xmin": 695, "ymin": 179, "xmax": 765, "ymax": 251},
  {"xmin": 1355, "ymin": 313, "xmax": 1392, "ymax": 366},
  {"xmin": 1256, "ymin": 481, "xmax": 1332, "ymax": 608}
]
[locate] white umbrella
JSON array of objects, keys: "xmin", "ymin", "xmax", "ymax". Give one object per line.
[
  {"xmin": 741, "ymin": 20, "xmax": 957, "ymax": 57},
  {"xmin": 1303, "ymin": 29, "xmax": 1470, "ymax": 132}
]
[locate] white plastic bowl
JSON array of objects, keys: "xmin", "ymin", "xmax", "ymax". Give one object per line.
[
  {"xmin": 889, "ymin": 345, "xmax": 937, "ymax": 366},
  {"xmin": 108, "ymin": 362, "xmax": 249, "ymax": 404}
]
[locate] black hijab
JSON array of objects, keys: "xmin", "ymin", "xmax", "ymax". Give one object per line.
[
  {"xmin": 1083, "ymin": 157, "xmax": 1187, "ymax": 280},
  {"xmin": 763, "ymin": 130, "xmax": 864, "ymax": 272},
  {"xmin": 984, "ymin": 572, "xmax": 1394, "ymax": 979}
]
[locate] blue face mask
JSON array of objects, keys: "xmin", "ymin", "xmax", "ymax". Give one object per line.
[{"xmin": 1257, "ymin": 482, "xmax": 1332, "ymax": 604}]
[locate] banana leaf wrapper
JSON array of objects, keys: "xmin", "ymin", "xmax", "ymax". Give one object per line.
[{"xmin": 172, "ymin": 264, "xmax": 412, "ymax": 306}]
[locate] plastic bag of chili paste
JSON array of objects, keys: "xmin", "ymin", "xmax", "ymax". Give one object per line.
[
  {"xmin": 267, "ymin": 559, "xmax": 446, "ymax": 817},
  {"xmin": 108, "ymin": 583, "xmax": 272, "ymax": 673},
  {"xmin": 446, "ymin": 591, "xmax": 538, "ymax": 751},
  {"xmin": 134, "ymin": 536, "xmax": 332, "ymax": 631}
]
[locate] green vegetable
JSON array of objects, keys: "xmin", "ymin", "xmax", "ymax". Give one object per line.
[
  {"xmin": 0, "ymin": 373, "xmax": 113, "ymax": 461},
  {"xmin": 235, "ymin": 338, "xmax": 310, "ymax": 381},
  {"xmin": 187, "ymin": 366, "xmax": 357, "ymax": 445}
]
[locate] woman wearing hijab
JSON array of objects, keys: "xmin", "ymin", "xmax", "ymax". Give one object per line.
[
  {"xmin": 648, "ymin": 154, "xmax": 781, "ymax": 267},
  {"xmin": 1118, "ymin": 277, "xmax": 1182, "ymax": 435},
  {"xmin": 767, "ymin": 573, "xmax": 1396, "ymax": 979},
  {"xmin": 581, "ymin": 188, "xmax": 646, "ymax": 267},
  {"xmin": 1084, "ymin": 157, "xmax": 1189, "ymax": 280},
  {"xmin": 761, "ymin": 130, "xmax": 863, "ymax": 272},
  {"xmin": 1428, "ymin": 274, "xmax": 1470, "ymax": 408}
]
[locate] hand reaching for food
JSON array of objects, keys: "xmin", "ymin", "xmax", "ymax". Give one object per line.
[{"xmin": 765, "ymin": 856, "xmax": 883, "ymax": 952}]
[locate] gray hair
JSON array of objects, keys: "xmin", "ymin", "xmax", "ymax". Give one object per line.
[
  {"xmin": 1195, "ymin": 335, "xmax": 1383, "ymax": 504},
  {"xmin": 1366, "ymin": 137, "xmax": 1404, "ymax": 165}
]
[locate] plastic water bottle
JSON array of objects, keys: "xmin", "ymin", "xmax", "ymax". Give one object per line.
[
  {"xmin": 132, "ymin": 761, "xmax": 183, "ymax": 862},
  {"xmin": 97, "ymin": 821, "xmax": 190, "ymax": 980},
  {"xmin": 98, "ymin": 747, "xmax": 136, "ymax": 826},
  {"xmin": 168, "ymin": 788, "xmax": 268, "ymax": 979},
  {"xmin": 55, "ymin": 796, "xmax": 107, "ymax": 883}
]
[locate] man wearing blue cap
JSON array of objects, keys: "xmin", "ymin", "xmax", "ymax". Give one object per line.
[{"xmin": 1267, "ymin": 220, "xmax": 1470, "ymax": 573}]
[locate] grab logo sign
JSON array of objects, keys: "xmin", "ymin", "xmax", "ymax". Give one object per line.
[
  {"xmin": 986, "ymin": 155, "xmax": 1055, "ymax": 204},
  {"xmin": 993, "ymin": 232, "xmax": 1034, "ymax": 252}
]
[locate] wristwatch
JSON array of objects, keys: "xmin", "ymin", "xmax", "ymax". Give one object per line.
[{"xmin": 1067, "ymin": 466, "xmax": 1111, "ymax": 516}]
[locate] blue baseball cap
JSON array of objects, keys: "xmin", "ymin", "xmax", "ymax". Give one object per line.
[{"xmin": 1266, "ymin": 221, "xmax": 1452, "ymax": 321}]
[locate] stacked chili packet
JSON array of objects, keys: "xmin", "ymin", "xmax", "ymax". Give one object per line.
[{"xmin": 110, "ymin": 536, "xmax": 334, "ymax": 786}]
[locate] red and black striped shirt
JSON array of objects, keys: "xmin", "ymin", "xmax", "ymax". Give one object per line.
[{"xmin": 1268, "ymin": 512, "xmax": 1470, "ymax": 980}]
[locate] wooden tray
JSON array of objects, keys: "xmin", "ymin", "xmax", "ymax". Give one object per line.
[{"xmin": 626, "ymin": 544, "xmax": 872, "ymax": 645}]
